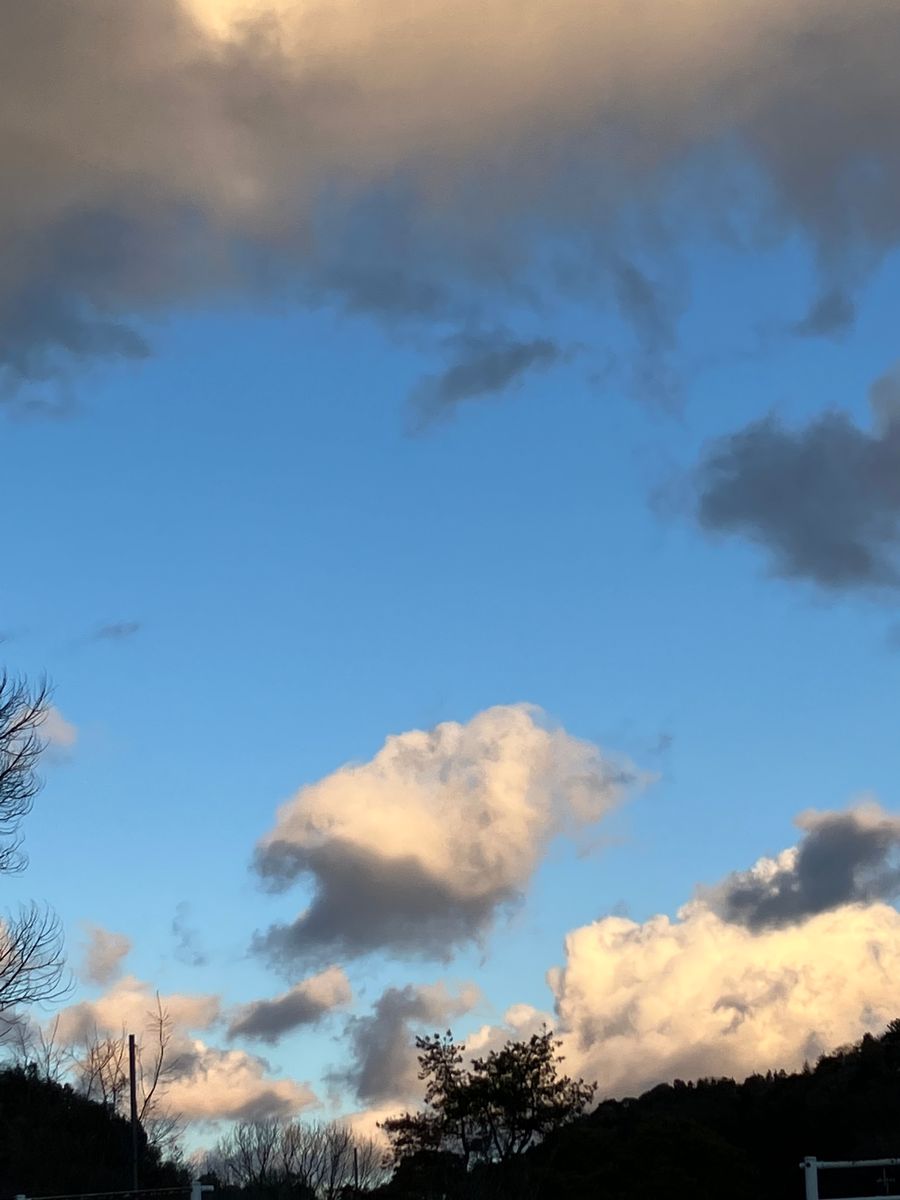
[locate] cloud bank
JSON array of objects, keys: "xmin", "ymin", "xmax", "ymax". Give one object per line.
[
  {"xmin": 550, "ymin": 805, "xmax": 900, "ymax": 1098},
  {"xmin": 254, "ymin": 704, "xmax": 633, "ymax": 966},
  {"xmin": 4, "ymin": 1, "xmax": 900, "ymax": 393}
]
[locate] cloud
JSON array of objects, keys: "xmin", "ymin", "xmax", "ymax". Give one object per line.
[
  {"xmin": 41, "ymin": 705, "xmax": 78, "ymax": 762},
  {"xmin": 612, "ymin": 259, "xmax": 681, "ymax": 405},
  {"xmin": 4, "ymin": 2, "xmax": 900, "ymax": 395},
  {"xmin": 172, "ymin": 901, "xmax": 208, "ymax": 967},
  {"xmin": 51, "ymin": 975, "xmax": 315, "ymax": 1123},
  {"xmin": 791, "ymin": 289, "xmax": 856, "ymax": 339},
  {"xmin": 697, "ymin": 374, "xmax": 900, "ymax": 591},
  {"xmin": 227, "ymin": 966, "xmax": 351, "ymax": 1044},
  {"xmin": 165, "ymin": 1041, "xmax": 317, "ymax": 1122},
  {"xmin": 550, "ymin": 809, "xmax": 900, "ymax": 1098},
  {"xmin": 94, "ymin": 622, "xmax": 141, "ymax": 641},
  {"xmin": 410, "ymin": 330, "xmax": 564, "ymax": 424},
  {"xmin": 254, "ymin": 704, "xmax": 634, "ymax": 966},
  {"xmin": 704, "ymin": 802, "xmax": 900, "ymax": 930},
  {"xmin": 78, "ymin": 924, "xmax": 132, "ymax": 986},
  {"xmin": 331, "ymin": 981, "xmax": 480, "ymax": 1105},
  {"xmin": 54, "ymin": 974, "xmax": 221, "ymax": 1045}
]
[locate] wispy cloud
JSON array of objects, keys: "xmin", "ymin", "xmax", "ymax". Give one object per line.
[
  {"xmin": 94, "ymin": 621, "xmax": 141, "ymax": 642},
  {"xmin": 410, "ymin": 330, "xmax": 565, "ymax": 426},
  {"xmin": 172, "ymin": 901, "xmax": 208, "ymax": 968},
  {"xmin": 78, "ymin": 923, "xmax": 132, "ymax": 987}
]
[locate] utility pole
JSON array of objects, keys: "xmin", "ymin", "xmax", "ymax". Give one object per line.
[{"xmin": 129, "ymin": 1033, "xmax": 139, "ymax": 1191}]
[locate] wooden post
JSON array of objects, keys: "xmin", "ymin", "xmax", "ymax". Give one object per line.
[{"xmin": 129, "ymin": 1033, "xmax": 139, "ymax": 1191}]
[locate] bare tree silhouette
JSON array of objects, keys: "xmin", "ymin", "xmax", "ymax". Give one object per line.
[{"xmin": 0, "ymin": 674, "xmax": 67, "ymax": 1022}]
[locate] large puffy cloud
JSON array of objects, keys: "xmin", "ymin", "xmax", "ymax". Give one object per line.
[
  {"xmin": 227, "ymin": 965, "xmax": 352, "ymax": 1044},
  {"xmin": 550, "ymin": 808, "xmax": 900, "ymax": 1098},
  {"xmin": 51, "ymin": 975, "xmax": 315, "ymax": 1123},
  {"xmin": 254, "ymin": 704, "xmax": 633, "ymax": 965},
  {"xmin": 697, "ymin": 369, "xmax": 900, "ymax": 591},
  {"xmin": 331, "ymin": 981, "xmax": 481, "ymax": 1106},
  {"xmin": 3, "ymin": 1, "xmax": 900, "ymax": 393}
]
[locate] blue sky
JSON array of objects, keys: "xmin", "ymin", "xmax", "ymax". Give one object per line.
[{"xmin": 5, "ymin": 0, "xmax": 900, "ymax": 1143}]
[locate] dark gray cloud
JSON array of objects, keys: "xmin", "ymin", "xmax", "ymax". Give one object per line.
[
  {"xmin": 227, "ymin": 966, "xmax": 351, "ymax": 1044},
  {"xmin": 791, "ymin": 289, "xmax": 856, "ymax": 339},
  {"xmin": 172, "ymin": 902, "xmax": 208, "ymax": 967},
  {"xmin": 697, "ymin": 387, "xmax": 900, "ymax": 590},
  {"xmin": 254, "ymin": 840, "xmax": 510, "ymax": 968},
  {"xmin": 706, "ymin": 805, "xmax": 900, "ymax": 931},
  {"xmin": 3, "ymin": 2, "xmax": 900, "ymax": 402},
  {"xmin": 410, "ymin": 329, "xmax": 564, "ymax": 423},
  {"xmin": 329, "ymin": 982, "xmax": 479, "ymax": 1105}
]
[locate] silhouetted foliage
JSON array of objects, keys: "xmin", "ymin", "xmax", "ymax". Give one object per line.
[
  {"xmin": 0, "ymin": 1063, "xmax": 186, "ymax": 1194},
  {"xmin": 381, "ymin": 1028, "xmax": 595, "ymax": 1196}
]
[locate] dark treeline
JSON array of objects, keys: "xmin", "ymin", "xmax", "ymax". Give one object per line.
[
  {"xmin": 0, "ymin": 1064, "xmax": 187, "ymax": 1196},
  {"xmin": 378, "ymin": 1018, "xmax": 900, "ymax": 1200},
  {"xmin": 378, "ymin": 1020, "xmax": 900, "ymax": 1198},
  {"xmin": 522, "ymin": 1019, "xmax": 900, "ymax": 1200}
]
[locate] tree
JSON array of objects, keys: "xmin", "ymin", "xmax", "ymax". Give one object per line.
[
  {"xmin": 0, "ymin": 674, "xmax": 67, "ymax": 1022},
  {"xmin": 466, "ymin": 1028, "xmax": 596, "ymax": 1163},
  {"xmin": 0, "ymin": 1063, "xmax": 186, "ymax": 1195},
  {"xmin": 207, "ymin": 1118, "xmax": 386, "ymax": 1197},
  {"xmin": 382, "ymin": 1027, "xmax": 596, "ymax": 1185},
  {"xmin": 73, "ymin": 995, "xmax": 187, "ymax": 1157}
]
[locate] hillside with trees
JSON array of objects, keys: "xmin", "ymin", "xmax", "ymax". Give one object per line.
[
  {"xmin": 0, "ymin": 1064, "xmax": 187, "ymax": 1195},
  {"xmin": 370, "ymin": 1021, "xmax": 900, "ymax": 1199}
]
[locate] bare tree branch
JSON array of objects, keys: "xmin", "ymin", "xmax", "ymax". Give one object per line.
[
  {"xmin": 0, "ymin": 902, "xmax": 67, "ymax": 1022},
  {"xmin": 0, "ymin": 673, "xmax": 50, "ymax": 875}
]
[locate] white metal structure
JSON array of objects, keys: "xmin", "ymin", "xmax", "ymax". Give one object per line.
[
  {"xmin": 15, "ymin": 1182, "xmax": 212, "ymax": 1200},
  {"xmin": 803, "ymin": 1156, "xmax": 900, "ymax": 1200}
]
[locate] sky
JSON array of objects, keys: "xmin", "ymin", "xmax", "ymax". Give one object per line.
[{"xmin": 4, "ymin": 0, "xmax": 900, "ymax": 1147}]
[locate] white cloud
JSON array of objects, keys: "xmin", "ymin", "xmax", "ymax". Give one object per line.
[
  {"xmin": 42, "ymin": 705, "xmax": 77, "ymax": 761},
  {"xmin": 165, "ymin": 1040, "xmax": 317, "ymax": 1122},
  {"xmin": 254, "ymin": 704, "xmax": 634, "ymax": 963},
  {"xmin": 550, "ymin": 847, "xmax": 900, "ymax": 1097}
]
